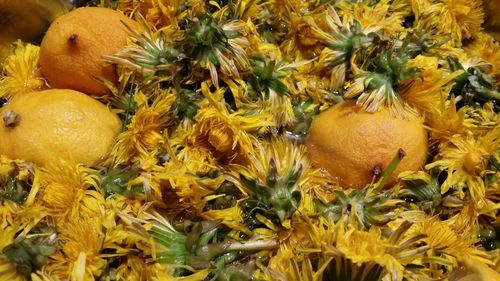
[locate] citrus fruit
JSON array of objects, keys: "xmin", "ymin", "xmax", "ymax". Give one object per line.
[
  {"xmin": 306, "ymin": 101, "xmax": 428, "ymax": 189},
  {"xmin": 0, "ymin": 89, "xmax": 121, "ymax": 166},
  {"xmin": 39, "ymin": 7, "xmax": 137, "ymax": 95}
]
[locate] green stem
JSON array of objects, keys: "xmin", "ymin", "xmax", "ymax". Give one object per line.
[
  {"xmin": 225, "ymin": 239, "xmax": 279, "ymax": 252},
  {"xmin": 196, "ymin": 239, "xmax": 279, "ymax": 260},
  {"xmin": 395, "ymin": 245, "xmax": 431, "ymax": 259},
  {"xmin": 479, "ymin": 90, "xmax": 500, "ymax": 101},
  {"xmin": 376, "ymin": 148, "xmax": 405, "ymax": 189}
]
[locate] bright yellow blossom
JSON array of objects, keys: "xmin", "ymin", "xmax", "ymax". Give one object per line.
[
  {"xmin": 411, "ymin": 0, "xmax": 484, "ymax": 43},
  {"xmin": 426, "ymin": 129, "xmax": 499, "ymax": 204},
  {"xmin": 37, "ymin": 161, "xmax": 102, "ymax": 218},
  {"xmin": 46, "ymin": 216, "xmax": 106, "ymax": 280},
  {"xmin": 112, "ymin": 91, "xmax": 175, "ymax": 164},
  {"xmin": 0, "ymin": 40, "xmax": 44, "ymax": 99}
]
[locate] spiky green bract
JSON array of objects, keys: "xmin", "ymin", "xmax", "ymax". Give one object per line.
[
  {"xmin": 247, "ymin": 55, "xmax": 292, "ymax": 99},
  {"xmin": 229, "ymin": 137, "xmax": 316, "ymax": 228},
  {"xmin": 3, "ymin": 226, "xmax": 57, "ymax": 278},
  {"xmin": 288, "ymin": 99, "xmax": 320, "ymax": 136},
  {"xmin": 185, "ymin": 13, "xmax": 230, "ymax": 65},
  {"xmin": 326, "ymin": 21, "xmax": 374, "ymax": 68},
  {"xmin": 240, "ymin": 159, "xmax": 302, "ymax": 224},
  {"xmin": 172, "ymin": 87, "xmax": 202, "ymax": 121},
  {"xmin": 344, "ymin": 39, "xmax": 420, "ymax": 116},
  {"xmin": 182, "ymin": 12, "xmax": 250, "ymax": 87},
  {"xmin": 0, "ymin": 176, "xmax": 31, "ymax": 204},
  {"xmin": 146, "ymin": 211, "xmax": 278, "ymax": 272},
  {"xmin": 448, "ymin": 56, "xmax": 500, "ymax": 107},
  {"xmin": 398, "ymin": 170, "xmax": 465, "ymax": 212},
  {"xmin": 100, "ymin": 164, "xmax": 142, "ymax": 198},
  {"xmin": 318, "ymin": 187, "xmax": 403, "ymax": 229},
  {"xmin": 147, "ymin": 213, "xmax": 189, "ymax": 267},
  {"xmin": 103, "ymin": 14, "xmax": 183, "ymax": 87}
]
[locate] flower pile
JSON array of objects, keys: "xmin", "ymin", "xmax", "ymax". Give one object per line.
[{"xmin": 0, "ymin": 0, "xmax": 499, "ymax": 280}]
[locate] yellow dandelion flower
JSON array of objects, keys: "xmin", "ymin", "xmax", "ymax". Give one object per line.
[
  {"xmin": 46, "ymin": 216, "xmax": 106, "ymax": 280},
  {"xmin": 230, "ymin": 137, "xmax": 310, "ymax": 195},
  {"xmin": 265, "ymin": 243, "xmax": 303, "ymax": 280},
  {"xmin": 425, "ymin": 129, "xmax": 499, "ymax": 203},
  {"xmin": 281, "ymin": 215, "xmax": 339, "ymax": 256},
  {"xmin": 117, "ymin": 0, "xmax": 181, "ymax": 28},
  {"xmin": 413, "ymin": 218, "xmax": 491, "ymax": 265},
  {"xmin": 442, "ymin": 0, "xmax": 484, "ymax": 40},
  {"xmin": 176, "ymin": 144, "xmax": 219, "ymax": 174},
  {"xmin": 464, "ymin": 32, "xmax": 500, "ymax": 83},
  {"xmin": 157, "ymin": 161, "xmax": 225, "ymax": 213},
  {"xmin": 170, "ymin": 123, "xmax": 220, "ymax": 174},
  {"xmin": 265, "ymin": 254, "xmax": 322, "ymax": 281},
  {"xmin": 402, "ymin": 55, "xmax": 461, "ymax": 117},
  {"xmin": 201, "ymin": 206, "xmax": 246, "ymax": 232},
  {"xmin": 229, "ymin": 137, "xmax": 331, "ymax": 225},
  {"xmin": 292, "ymin": 68, "xmax": 333, "ymax": 105},
  {"xmin": 336, "ymin": 227, "xmax": 405, "ymax": 280},
  {"xmin": 425, "ymin": 96, "xmax": 475, "ymax": 145},
  {"xmin": 192, "ymin": 105, "xmax": 255, "ymax": 161},
  {"xmin": 185, "ymin": 14, "xmax": 250, "ymax": 88},
  {"xmin": 191, "ymin": 83, "xmax": 273, "ymax": 163},
  {"xmin": 468, "ymin": 101, "xmax": 499, "ymax": 134},
  {"xmin": 268, "ymin": 216, "xmax": 408, "ymax": 280},
  {"xmin": 412, "ymin": 0, "xmax": 484, "ymax": 43},
  {"xmin": 257, "ymin": 93, "xmax": 295, "ymax": 131},
  {"xmin": 112, "ymin": 91, "xmax": 175, "ymax": 164},
  {"xmin": 308, "ymin": 6, "xmax": 365, "ymax": 91},
  {"xmin": 0, "ymin": 40, "xmax": 44, "ymax": 99},
  {"xmin": 337, "ymin": 0, "xmax": 406, "ymax": 37},
  {"xmin": 37, "ymin": 161, "xmax": 101, "ymax": 218},
  {"xmin": 280, "ymin": 12, "xmax": 326, "ymax": 61},
  {"xmin": 244, "ymin": 55, "xmax": 310, "ymax": 130}
]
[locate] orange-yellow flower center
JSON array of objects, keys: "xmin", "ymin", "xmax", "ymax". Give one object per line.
[
  {"xmin": 463, "ymin": 150, "xmax": 484, "ymax": 175},
  {"xmin": 208, "ymin": 127, "xmax": 233, "ymax": 152}
]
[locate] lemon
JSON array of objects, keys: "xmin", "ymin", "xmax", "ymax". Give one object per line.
[
  {"xmin": 39, "ymin": 7, "xmax": 138, "ymax": 95},
  {"xmin": 0, "ymin": 89, "xmax": 121, "ymax": 166},
  {"xmin": 306, "ymin": 101, "xmax": 428, "ymax": 188}
]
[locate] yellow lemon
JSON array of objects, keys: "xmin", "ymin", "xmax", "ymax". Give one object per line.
[
  {"xmin": 39, "ymin": 7, "xmax": 138, "ymax": 95},
  {"xmin": 306, "ymin": 101, "xmax": 428, "ymax": 188},
  {"xmin": 0, "ymin": 89, "xmax": 121, "ymax": 166}
]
